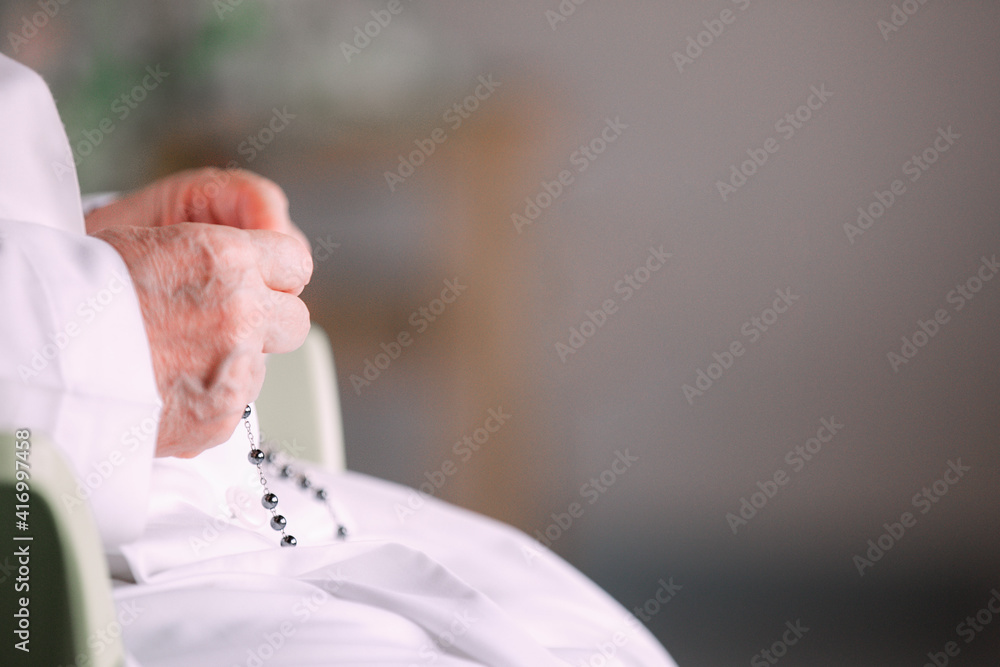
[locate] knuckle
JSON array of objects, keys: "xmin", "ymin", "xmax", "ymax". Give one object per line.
[
  {"xmin": 190, "ymin": 231, "xmax": 253, "ymax": 290},
  {"xmin": 169, "ymin": 222, "xmax": 214, "ymax": 258},
  {"xmin": 199, "ymin": 371, "xmax": 245, "ymax": 423},
  {"xmin": 202, "ymin": 229, "xmax": 243, "ymax": 267},
  {"xmin": 176, "ymin": 384, "xmax": 239, "ymax": 445},
  {"xmin": 213, "ymin": 246, "xmax": 248, "ymax": 281}
]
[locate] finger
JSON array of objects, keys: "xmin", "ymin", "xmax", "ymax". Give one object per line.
[
  {"xmin": 88, "ymin": 170, "xmax": 211, "ymax": 233},
  {"xmin": 228, "ymin": 170, "xmax": 292, "ymax": 232},
  {"xmin": 257, "ymin": 291, "xmax": 311, "ymax": 355},
  {"xmin": 247, "ymin": 229, "xmax": 313, "ymax": 295},
  {"xmin": 172, "ymin": 351, "xmax": 267, "ymax": 458},
  {"xmin": 219, "ymin": 172, "xmax": 312, "ymax": 255},
  {"xmin": 181, "ymin": 168, "xmax": 296, "ymax": 235}
]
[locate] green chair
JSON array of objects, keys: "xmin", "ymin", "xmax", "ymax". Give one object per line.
[
  {"xmin": 0, "ymin": 324, "xmax": 344, "ymax": 666},
  {"xmin": 1, "ymin": 430, "xmax": 123, "ymax": 667}
]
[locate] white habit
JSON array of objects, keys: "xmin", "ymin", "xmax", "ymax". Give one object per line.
[{"xmin": 0, "ymin": 53, "xmax": 676, "ymax": 667}]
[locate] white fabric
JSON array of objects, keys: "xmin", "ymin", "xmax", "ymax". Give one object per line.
[
  {"xmin": 0, "ymin": 53, "xmax": 675, "ymax": 666},
  {"xmin": 0, "ymin": 55, "xmax": 161, "ymax": 550},
  {"xmin": 120, "ymin": 419, "xmax": 674, "ymax": 665}
]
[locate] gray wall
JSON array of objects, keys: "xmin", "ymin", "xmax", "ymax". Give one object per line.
[{"xmin": 8, "ymin": 1, "xmax": 998, "ymax": 664}]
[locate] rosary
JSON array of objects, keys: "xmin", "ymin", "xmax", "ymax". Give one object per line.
[{"xmin": 242, "ymin": 404, "xmax": 348, "ymax": 547}]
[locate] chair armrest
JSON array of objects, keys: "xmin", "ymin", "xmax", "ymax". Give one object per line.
[
  {"xmin": 255, "ymin": 323, "xmax": 346, "ymax": 471},
  {"xmin": 1, "ymin": 430, "xmax": 124, "ymax": 667}
]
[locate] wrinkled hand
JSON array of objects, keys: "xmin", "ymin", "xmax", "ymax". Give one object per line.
[
  {"xmin": 93, "ymin": 222, "xmax": 313, "ymax": 458},
  {"xmin": 84, "ymin": 167, "xmax": 310, "ymax": 250}
]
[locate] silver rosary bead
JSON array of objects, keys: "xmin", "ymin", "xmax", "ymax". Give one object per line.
[{"xmin": 242, "ymin": 404, "xmax": 347, "ymax": 545}]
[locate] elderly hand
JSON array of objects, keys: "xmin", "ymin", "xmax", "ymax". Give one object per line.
[
  {"xmin": 84, "ymin": 167, "xmax": 310, "ymax": 250},
  {"xmin": 93, "ymin": 222, "xmax": 312, "ymax": 458}
]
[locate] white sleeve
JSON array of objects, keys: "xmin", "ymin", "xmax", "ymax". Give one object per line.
[
  {"xmin": 0, "ymin": 219, "xmax": 162, "ymax": 551},
  {"xmin": 0, "ymin": 52, "xmax": 161, "ymax": 553}
]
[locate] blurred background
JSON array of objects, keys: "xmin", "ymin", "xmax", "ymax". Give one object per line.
[{"xmin": 5, "ymin": 1, "xmax": 999, "ymax": 664}]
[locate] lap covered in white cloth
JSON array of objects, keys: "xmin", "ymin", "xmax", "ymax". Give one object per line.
[{"xmin": 114, "ymin": 409, "xmax": 676, "ymax": 666}]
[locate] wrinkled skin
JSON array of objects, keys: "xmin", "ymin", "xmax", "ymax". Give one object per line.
[{"xmin": 86, "ymin": 168, "xmax": 313, "ymax": 458}]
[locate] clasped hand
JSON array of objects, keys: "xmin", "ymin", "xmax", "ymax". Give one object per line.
[{"xmin": 87, "ymin": 169, "xmax": 313, "ymax": 458}]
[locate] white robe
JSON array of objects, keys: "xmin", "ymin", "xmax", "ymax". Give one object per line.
[{"xmin": 0, "ymin": 53, "xmax": 676, "ymax": 667}]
